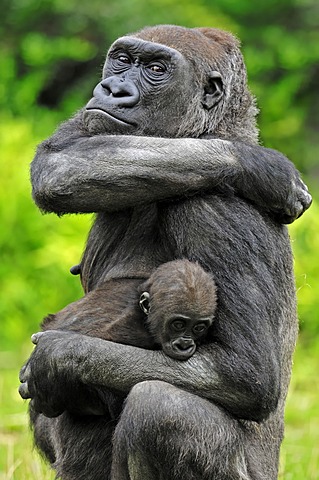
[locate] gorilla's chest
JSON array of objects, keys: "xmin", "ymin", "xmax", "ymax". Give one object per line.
[{"xmin": 85, "ymin": 194, "xmax": 286, "ymax": 288}]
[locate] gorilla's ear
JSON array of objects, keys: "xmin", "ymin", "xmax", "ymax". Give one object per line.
[
  {"xmin": 139, "ymin": 292, "xmax": 150, "ymax": 315},
  {"xmin": 202, "ymin": 71, "xmax": 223, "ymax": 109}
]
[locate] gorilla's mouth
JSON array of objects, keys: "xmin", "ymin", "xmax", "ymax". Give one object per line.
[
  {"xmin": 163, "ymin": 343, "xmax": 197, "ymax": 361},
  {"xmin": 85, "ymin": 107, "xmax": 136, "ymax": 128}
]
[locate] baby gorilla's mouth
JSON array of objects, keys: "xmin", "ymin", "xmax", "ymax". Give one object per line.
[{"xmin": 163, "ymin": 343, "xmax": 196, "ymax": 361}]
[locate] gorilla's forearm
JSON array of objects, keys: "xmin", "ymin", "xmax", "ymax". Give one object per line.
[
  {"xmin": 20, "ymin": 329, "xmax": 278, "ymax": 422},
  {"xmin": 31, "ymin": 118, "xmax": 311, "ymax": 223}
]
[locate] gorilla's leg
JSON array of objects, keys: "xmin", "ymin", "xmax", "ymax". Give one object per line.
[
  {"xmin": 111, "ymin": 380, "xmax": 249, "ymax": 480},
  {"xmin": 32, "ymin": 412, "xmax": 117, "ymax": 480}
]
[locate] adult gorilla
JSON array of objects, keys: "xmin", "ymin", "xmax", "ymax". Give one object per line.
[{"xmin": 20, "ymin": 25, "xmax": 311, "ymax": 479}]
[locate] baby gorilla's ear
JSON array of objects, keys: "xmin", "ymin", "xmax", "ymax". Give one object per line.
[{"xmin": 139, "ymin": 292, "xmax": 150, "ymax": 315}]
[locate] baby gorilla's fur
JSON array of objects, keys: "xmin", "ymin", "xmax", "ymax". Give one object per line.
[{"xmin": 43, "ymin": 259, "xmax": 217, "ymax": 361}]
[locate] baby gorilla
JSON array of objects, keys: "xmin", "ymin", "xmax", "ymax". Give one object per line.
[
  {"xmin": 43, "ymin": 259, "xmax": 217, "ymax": 361},
  {"xmin": 139, "ymin": 260, "xmax": 217, "ymax": 359}
]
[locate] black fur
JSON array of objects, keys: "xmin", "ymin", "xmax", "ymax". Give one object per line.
[
  {"xmin": 42, "ymin": 259, "xmax": 217, "ymax": 362},
  {"xmin": 19, "ymin": 25, "xmax": 311, "ymax": 480}
]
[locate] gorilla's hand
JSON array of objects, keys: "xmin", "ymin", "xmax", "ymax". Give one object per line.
[
  {"xmin": 281, "ymin": 175, "xmax": 312, "ymax": 224},
  {"xmin": 233, "ymin": 143, "xmax": 312, "ymax": 224},
  {"xmin": 19, "ymin": 331, "xmax": 82, "ymax": 417}
]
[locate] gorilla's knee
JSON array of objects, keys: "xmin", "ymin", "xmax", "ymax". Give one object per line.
[
  {"xmin": 127, "ymin": 380, "xmax": 174, "ymax": 405},
  {"xmin": 115, "ymin": 380, "xmax": 186, "ymax": 446},
  {"xmin": 125, "ymin": 380, "xmax": 189, "ymax": 418},
  {"xmin": 122, "ymin": 381, "xmax": 171, "ymax": 426},
  {"xmin": 114, "ymin": 381, "xmax": 247, "ymax": 480}
]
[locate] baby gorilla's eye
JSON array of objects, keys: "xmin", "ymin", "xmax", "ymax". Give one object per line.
[
  {"xmin": 171, "ymin": 320, "xmax": 186, "ymax": 332},
  {"xmin": 193, "ymin": 323, "xmax": 208, "ymax": 334}
]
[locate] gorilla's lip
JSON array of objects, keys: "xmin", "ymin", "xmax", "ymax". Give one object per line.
[
  {"xmin": 85, "ymin": 107, "xmax": 136, "ymax": 127},
  {"xmin": 163, "ymin": 344, "xmax": 197, "ymax": 361}
]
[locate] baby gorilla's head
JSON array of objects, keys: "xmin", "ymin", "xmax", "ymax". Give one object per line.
[{"xmin": 139, "ymin": 259, "xmax": 217, "ymax": 360}]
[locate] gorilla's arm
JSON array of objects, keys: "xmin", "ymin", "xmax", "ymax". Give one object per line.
[
  {"xmin": 31, "ymin": 112, "xmax": 311, "ymax": 223},
  {"xmin": 20, "ymin": 328, "xmax": 276, "ymax": 422}
]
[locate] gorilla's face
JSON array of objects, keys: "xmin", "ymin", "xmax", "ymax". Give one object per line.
[{"xmin": 83, "ymin": 37, "xmax": 195, "ymax": 137}]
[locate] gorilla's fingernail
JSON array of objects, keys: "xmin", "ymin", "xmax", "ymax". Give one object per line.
[
  {"xmin": 19, "ymin": 383, "xmax": 30, "ymax": 399},
  {"xmin": 31, "ymin": 333, "xmax": 40, "ymax": 344}
]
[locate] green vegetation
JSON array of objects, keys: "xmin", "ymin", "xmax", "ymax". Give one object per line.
[{"xmin": 0, "ymin": 0, "xmax": 318, "ymax": 478}]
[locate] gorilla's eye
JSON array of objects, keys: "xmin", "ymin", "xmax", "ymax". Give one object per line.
[
  {"xmin": 118, "ymin": 55, "xmax": 131, "ymax": 64},
  {"xmin": 193, "ymin": 323, "xmax": 208, "ymax": 334},
  {"xmin": 171, "ymin": 320, "xmax": 186, "ymax": 332},
  {"xmin": 148, "ymin": 63, "xmax": 166, "ymax": 74}
]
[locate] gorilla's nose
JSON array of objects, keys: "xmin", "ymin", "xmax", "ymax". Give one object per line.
[
  {"xmin": 100, "ymin": 77, "xmax": 140, "ymax": 107},
  {"xmin": 172, "ymin": 338, "xmax": 195, "ymax": 351}
]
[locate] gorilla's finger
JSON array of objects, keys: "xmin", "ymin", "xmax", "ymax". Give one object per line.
[
  {"xmin": 19, "ymin": 382, "xmax": 31, "ymax": 399},
  {"xmin": 31, "ymin": 332, "xmax": 44, "ymax": 344},
  {"xmin": 19, "ymin": 364, "xmax": 30, "ymax": 382}
]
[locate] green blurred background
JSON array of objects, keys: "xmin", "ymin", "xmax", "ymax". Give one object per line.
[{"xmin": 0, "ymin": 0, "xmax": 318, "ymax": 478}]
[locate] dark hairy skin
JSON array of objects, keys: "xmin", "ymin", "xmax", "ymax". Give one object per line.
[
  {"xmin": 41, "ymin": 258, "xmax": 218, "ymax": 419},
  {"xmin": 19, "ymin": 25, "xmax": 311, "ymax": 480},
  {"xmin": 139, "ymin": 259, "xmax": 217, "ymax": 360},
  {"xmin": 42, "ymin": 259, "xmax": 217, "ymax": 362}
]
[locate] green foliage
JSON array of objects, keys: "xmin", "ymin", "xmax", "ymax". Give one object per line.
[
  {"xmin": 289, "ymin": 202, "xmax": 319, "ymax": 339},
  {"xmin": 0, "ymin": 358, "xmax": 55, "ymax": 479},
  {"xmin": 1, "ymin": 0, "xmax": 318, "ymax": 172},
  {"xmin": 279, "ymin": 341, "xmax": 319, "ymax": 479},
  {"xmin": 0, "ymin": 0, "xmax": 318, "ymax": 478},
  {"xmin": 0, "ymin": 115, "xmax": 92, "ymax": 351},
  {"xmin": 1, "ymin": 0, "xmax": 317, "ymax": 349}
]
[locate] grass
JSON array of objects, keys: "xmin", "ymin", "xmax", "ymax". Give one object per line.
[
  {"xmin": 0, "ymin": 349, "xmax": 54, "ymax": 480},
  {"xmin": 0, "ymin": 340, "xmax": 318, "ymax": 479},
  {"xmin": 278, "ymin": 339, "xmax": 319, "ymax": 479}
]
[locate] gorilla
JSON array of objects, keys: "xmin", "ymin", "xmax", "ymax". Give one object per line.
[
  {"xmin": 19, "ymin": 25, "xmax": 311, "ymax": 480},
  {"xmin": 41, "ymin": 258, "xmax": 217, "ymax": 420},
  {"xmin": 43, "ymin": 259, "xmax": 217, "ymax": 361},
  {"xmin": 138, "ymin": 259, "xmax": 217, "ymax": 359}
]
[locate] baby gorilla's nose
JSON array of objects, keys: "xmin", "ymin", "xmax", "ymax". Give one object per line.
[{"xmin": 172, "ymin": 337, "xmax": 195, "ymax": 351}]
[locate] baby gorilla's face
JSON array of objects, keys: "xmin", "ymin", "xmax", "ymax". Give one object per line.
[{"xmin": 158, "ymin": 314, "xmax": 214, "ymax": 360}]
